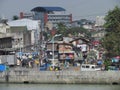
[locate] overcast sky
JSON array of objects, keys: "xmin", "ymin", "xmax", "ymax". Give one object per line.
[{"xmin": 0, "ymin": 0, "xmax": 120, "ymax": 20}]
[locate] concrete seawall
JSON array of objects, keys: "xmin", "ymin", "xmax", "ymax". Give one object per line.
[{"xmin": 0, "ymin": 69, "xmax": 120, "ymax": 84}]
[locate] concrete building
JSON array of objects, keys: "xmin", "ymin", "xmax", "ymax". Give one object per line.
[
  {"xmin": 0, "ymin": 33, "xmax": 13, "ymax": 51},
  {"xmin": 7, "ymin": 19, "xmax": 41, "ymax": 52},
  {"xmin": 30, "ymin": 6, "xmax": 72, "ymax": 29},
  {"xmin": 20, "ymin": 12, "xmax": 33, "ymax": 19},
  {"xmin": 9, "ymin": 26, "xmax": 31, "ymax": 52},
  {"xmin": 71, "ymin": 19, "xmax": 95, "ymax": 30},
  {"xmin": 0, "ymin": 20, "xmax": 14, "ymax": 54},
  {"xmin": 94, "ymin": 16, "xmax": 106, "ymax": 30}
]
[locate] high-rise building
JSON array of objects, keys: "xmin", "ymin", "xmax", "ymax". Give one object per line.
[{"xmin": 31, "ymin": 6, "xmax": 72, "ymax": 27}]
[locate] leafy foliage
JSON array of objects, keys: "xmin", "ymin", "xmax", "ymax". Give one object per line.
[
  {"xmin": 101, "ymin": 6, "xmax": 120, "ymax": 58},
  {"xmin": 56, "ymin": 23, "xmax": 91, "ymax": 37},
  {"xmin": 87, "ymin": 50, "xmax": 97, "ymax": 60},
  {"xmin": 104, "ymin": 59, "xmax": 112, "ymax": 70}
]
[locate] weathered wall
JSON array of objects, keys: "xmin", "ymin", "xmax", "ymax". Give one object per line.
[{"xmin": 0, "ymin": 69, "xmax": 120, "ymax": 84}]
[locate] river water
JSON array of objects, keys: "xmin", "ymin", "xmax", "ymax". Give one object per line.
[{"xmin": 0, "ymin": 84, "xmax": 120, "ymax": 90}]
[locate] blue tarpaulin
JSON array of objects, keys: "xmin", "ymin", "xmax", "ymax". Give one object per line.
[
  {"xmin": 0, "ymin": 64, "xmax": 6, "ymax": 72},
  {"xmin": 97, "ymin": 60, "xmax": 103, "ymax": 65}
]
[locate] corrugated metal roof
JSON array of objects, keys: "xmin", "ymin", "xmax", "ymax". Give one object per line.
[
  {"xmin": 31, "ymin": 6, "xmax": 66, "ymax": 12},
  {"xmin": 7, "ymin": 19, "xmax": 40, "ymax": 30}
]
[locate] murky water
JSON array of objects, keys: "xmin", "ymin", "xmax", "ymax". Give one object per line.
[{"xmin": 0, "ymin": 84, "xmax": 120, "ymax": 90}]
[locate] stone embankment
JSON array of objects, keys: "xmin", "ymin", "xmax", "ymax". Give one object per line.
[{"xmin": 0, "ymin": 68, "xmax": 120, "ymax": 84}]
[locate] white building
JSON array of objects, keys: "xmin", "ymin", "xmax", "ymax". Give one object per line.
[
  {"xmin": 95, "ymin": 16, "xmax": 105, "ymax": 26},
  {"xmin": 7, "ymin": 19, "xmax": 41, "ymax": 51}
]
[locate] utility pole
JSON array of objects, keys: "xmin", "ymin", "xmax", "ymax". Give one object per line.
[
  {"xmin": 52, "ymin": 34, "xmax": 62, "ymax": 66},
  {"xmin": 39, "ymin": 19, "xmax": 44, "ymax": 66}
]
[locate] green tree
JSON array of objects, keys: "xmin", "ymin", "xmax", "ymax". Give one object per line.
[
  {"xmin": 87, "ymin": 50, "xmax": 97, "ymax": 60},
  {"xmin": 56, "ymin": 23, "xmax": 91, "ymax": 37},
  {"xmin": 104, "ymin": 59, "xmax": 112, "ymax": 70},
  {"xmin": 56, "ymin": 23, "xmax": 67, "ymax": 36},
  {"xmin": 101, "ymin": 6, "xmax": 120, "ymax": 58},
  {"xmin": 68, "ymin": 27, "xmax": 91, "ymax": 37}
]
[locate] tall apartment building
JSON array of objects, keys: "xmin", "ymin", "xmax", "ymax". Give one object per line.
[
  {"xmin": 30, "ymin": 6, "xmax": 72, "ymax": 27},
  {"xmin": 19, "ymin": 6, "xmax": 72, "ymax": 31}
]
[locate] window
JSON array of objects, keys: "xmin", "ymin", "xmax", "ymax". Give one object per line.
[
  {"xmin": 92, "ymin": 66, "xmax": 95, "ymax": 69},
  {"xmin": 82, "ymin": 66, "xmax": 85, "ymax": 68},
  {"xmin": 86, "ymin": 66, "xmax": 89, "ymax": 68}
]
